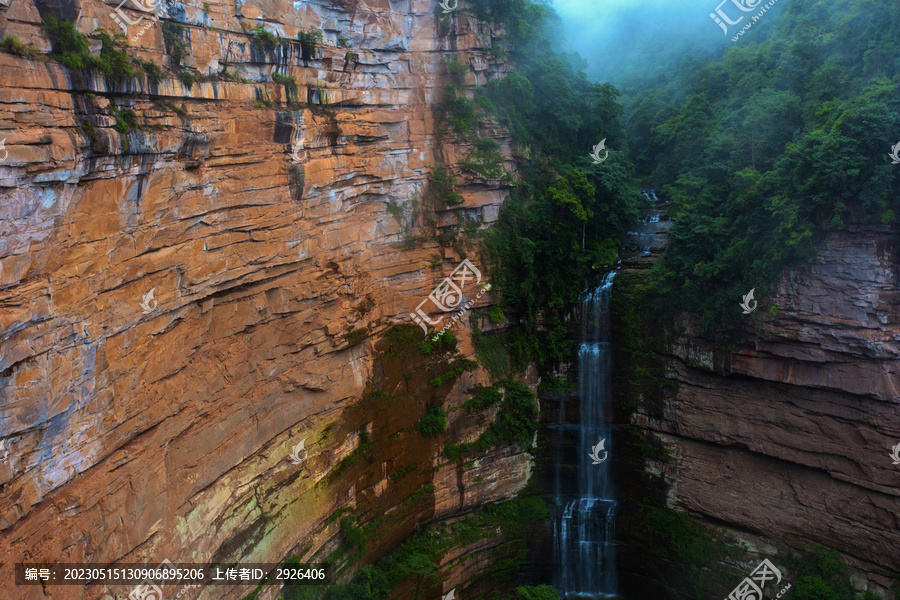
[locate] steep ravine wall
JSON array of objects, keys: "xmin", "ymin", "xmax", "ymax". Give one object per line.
[
  {"xmin": 0, "ymin": 1, "xmax": 531, "ymax": 599},
  {"xmin": 615, "ymin": 222, "xmax": 900, "ymax": 596}
]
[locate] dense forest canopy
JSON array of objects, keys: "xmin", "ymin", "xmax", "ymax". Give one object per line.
[
  {"xmin": 477, "ymin": 0, "xmax": 900, "ymax": 346},
  {"xmin": 624, "ymin": 0, "xmax": 900, "ymax": 330}
]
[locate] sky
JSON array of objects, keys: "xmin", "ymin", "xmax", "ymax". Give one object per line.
[{"xmin": 546, "ymin": 0, "xmax": 738, "ymax": 84}]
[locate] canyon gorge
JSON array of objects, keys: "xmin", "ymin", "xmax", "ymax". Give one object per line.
[{"xmin": 0, "ymin": 0, "xmax": 898, "ymax": 599}]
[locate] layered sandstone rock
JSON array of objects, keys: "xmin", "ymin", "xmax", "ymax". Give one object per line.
[
  {"xmin": 625, "ymin": 224, "xmax": 900, "ymax": 594},
  {"xmin": 0, "ymin": 1, "xmax": 528, "ymax": 598}
]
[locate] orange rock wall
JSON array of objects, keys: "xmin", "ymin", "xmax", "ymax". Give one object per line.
[{"xmin": 0, "ymin": 0, "xmax": 528, "ymax": 598}]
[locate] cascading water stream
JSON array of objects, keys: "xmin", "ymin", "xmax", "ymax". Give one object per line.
[{"xmin": 553, "ymin": 271, "xmax": 618, "ymax": 599}]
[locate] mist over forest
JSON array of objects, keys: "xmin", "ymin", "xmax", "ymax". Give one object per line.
[{"xmin": 551, "ymin": 0, "xmax": 742, "ymax": 85}]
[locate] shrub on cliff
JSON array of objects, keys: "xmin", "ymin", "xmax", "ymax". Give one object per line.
[
  {"xmin": 162, "ymin": 22, "xmax": 189, "ymax": 66},
  {"xmin": 792, "ymin": 577, "xmax": 840, "ymax": 600},
  {"xmin": 252, "ymin": 25, "xmax": 282, "ymax": 51},
  {"xmin": 428, "ymin": 169, "xmax": 465, "ymax": 207},
  {"xmin": 443, "ymin": 381, "xmax": 538, "ymax": 459},
  {"xmin": 0, "ymin": 35, "xmax": 40, "ymax": 59},
  {"xmin": 43, "ymin": 15, "xmax": 91, "ymax": 68},
  {"xmin": 479, "ymin": 381, "xmax": 537, "ymax": 448},
  {"xmin": 94, "ymin": 29, "xmax": 137, "ymax": 84},
  {"xmin": 463, "ymin": 385, "xmax": 502, "ymax": 410},
  {"xmin": 298, "ymin": 27, "xmax": 323, "ymax": 61},
  {"xmin": 414, "ymin": 407, "xmax": 447, "ymax": 436},
  {"xmin": 43, "ymin": 16, "xmax": 136, "ymax": 83}
]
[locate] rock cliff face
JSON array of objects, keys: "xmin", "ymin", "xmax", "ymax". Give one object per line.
[
  {"xmin": 619, "ymin": 221, "xmax": 900, "ymax": 595},
  {"xmin": 0, "ymin": 0, "xmax": 529, "ymax": 598}
]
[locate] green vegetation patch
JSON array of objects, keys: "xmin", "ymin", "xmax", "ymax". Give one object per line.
[
  {"xmin": 429, "ymin": 168, "xmax": 465, "ymax": 207},
  {"xmin": 428, "ymin": 358, "xmax": 477, "ymax": 387},
  {"xmin": 298, "ymin": 27, "xmax": 323, "ymax": 61},
  {"xmin": 43, "ymin": 17, "xmax": 137, "ymax": 83},
  {"xmin": 463, "ymin": 384, "xmax": 502, "ymax": 410},
  {"xmin": 281, "ymin": 497, "xmax": 548, "ymax": 600},
  {"xmin": 624, "ymin": 0, "xmax": 900, "ymax": 334},
  {"xmin": 462, "ymin": 137, "xmax": 506, "ymax": 179},
  {"xmin": 161, "ymin": 21, "xmax": 188, "ymax": 66},
  {"xmin": 443, "ymin": 380, "xmax": 537, "ymax": 461},
  {"xmin": 414, "ymin": 408, "xmax": 447, "ymax": 436},
  {"xmin": 0, "ymin": 35, "xmax": 40, "ymax": 59}
]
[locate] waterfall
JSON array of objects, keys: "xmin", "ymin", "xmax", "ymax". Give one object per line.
[{"xmin": 553, "ymin": 271, "xmax": 618, "ymax": 599}]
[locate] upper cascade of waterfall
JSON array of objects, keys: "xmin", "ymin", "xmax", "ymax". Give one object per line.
[{"xmin": 581, "ymin": 271, "xmax": 617, "ymax": 344}]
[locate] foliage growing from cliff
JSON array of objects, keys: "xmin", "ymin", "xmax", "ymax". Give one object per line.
[
  {"xmin": 389, "ymin": 464, "xmax": 419, "ymax": 479},
  {"xmin": 0, "ymin": 36, "xmax": 40, "ymax": 59},
  {"xmin": 477, "ymin": 381, "xmax": 537, "ymax": 447},
  {"xmin": 611, "ymin": 270, "xmax": 678, "ymax": 418},
  {"xmin": 463, "ymin": 384, "xmax": 502, "ymax": 410},
  {"xmin": 298, "ymin": 27, "xmax": 323, "ymax": 61},
  {"xmin": 417, "ymin": 329, "xmax": 455, "ymax": 355},
  {"xmin": 251, "ymin": 25, "xmax": 283, "ymax": 51},
  {"xmin": 622, "ymin": 0, "xmax": 900, "ymax": 333},
  {"xmin": 332, "ymin": 430, "xmax": 373, "ymax": 476},
  {"xmin": 138, "ymin": 60, "xmax": 163, "ymax": 84},
  {"xmin": 471, "ymin": 327, "xmax": 512, "ymax": 378},
  {"xmin": 436, "ymin": 84, "xmax": 478, "ymax": 138},
  {"xmin": 414, "ymin": 407, "xmax": 447, "ymax": 436},
  {"xmin": 443, "ymin": 380, "xmax": 537, "ymax": 460},
  {"xmin": 428, "ymin": 358, "xmax": 476, "ymax": 387},
  {"xmin": 287, "ymin": 497, "xmax": 548, "ymax": 600},
  {"xmin": 42, "ymin": 17, "xmax": 137, "ymax": 83},
  {"xmin": 429, "ymin": 168, "xmax": 464, "ymax": 207},
  {"xmin": 162, "ymin": 21, "xmax": 188, "ymax": 66},
  {"xmin": 403, "ymin": 483, "xmax": 436, "ymax": 507},
  {"xmin": 464, "ymin": 0, "xmax": 551, "ymax": 52},
  {"xmin": 95, "ymin": 29, "xmax": 136, "ymax": 83},
  {"xmin": 435, "ymin": 58, "xmax": 479, "ymax": 138},
  {"xmin": 625, "ymin": 505, "xmax": 746, "ymax": 599},
  {"xmin": 782, "ymin": 546, "xmax": 884, "ymax": 600},
  {"xmin": 109, "ymin": 107, "xmax": 139, "ymax": 135},
  {"xmin": 443, "ymin": 0, "xmax": 641, "ymax": 367},
  {"xmin": 272, "ymin": 72, "xmax": 299, "ymax": 103},
  {"xmin": 462, "ymin": 137, "xmax": 506, "ymax": 179},
  {"xmin": 43, "ymin": 15, "xmax": 91, "ymax": 68}
]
